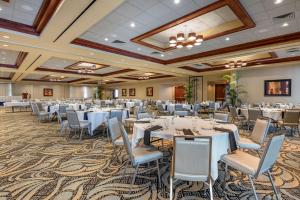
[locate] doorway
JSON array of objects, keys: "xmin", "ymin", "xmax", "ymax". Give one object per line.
[
  {"xmin": 215, "ymin": 84, "xmax": 226, "ymax": 102},
  {"xmin": 175, "ymin": 85, "xmax": 185, "ymax": 103}
]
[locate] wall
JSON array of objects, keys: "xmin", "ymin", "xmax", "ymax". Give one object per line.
[
  {"xmin": 239, "ymin": 64, "xmax": 300, "ymax": 104},
  {"xmin": 106, "ymin": 77, "xmax": 188, "ymax": 100},
  {"xmin": 0, "ymin": 83, "xmax": 12, "ymax": 96}
]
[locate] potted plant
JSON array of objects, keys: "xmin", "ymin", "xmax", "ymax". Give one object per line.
[
  {"xmin": 223, "ymin": 71, "xmax": 246, "ymax": 107},
  {"xmin": 184, "ymin": 83, "xmax": 193, "ymax": 104},
  {"xmin": 94, "ymin": 86, "xmax": 104, "ymax": 99}
]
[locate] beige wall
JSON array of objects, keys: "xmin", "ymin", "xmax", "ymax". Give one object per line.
[
  {"xmin": 0, "ymin": 83, "xmax": 12, "ymax": 96},
  {"xmin": 239, "ymin": 64, "xmax": 300, "ymax": 104}
]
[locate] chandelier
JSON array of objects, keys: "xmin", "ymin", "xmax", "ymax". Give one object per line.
[
  {"xmin": 169, "ymin": 28, "xmax": 203, "ymax": 49},
  {"xmin": 138, "ymin": 76, "xmax": 150, "ymax": 80},
  {"xmin": 225, "ymin": 60, "xmax": 247, "ymax": 69},
  {"xmin": 77, "ymin": 62, "xmax": 96, "ymax": 73},
  {"xmin": 49, "ymin": 75, "xmax": 64, "ymax": 81}
]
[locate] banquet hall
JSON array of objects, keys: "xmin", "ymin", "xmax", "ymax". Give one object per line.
[{"xmin": 0, "ymin": 0, "xmax": 300, "ymax": 199}]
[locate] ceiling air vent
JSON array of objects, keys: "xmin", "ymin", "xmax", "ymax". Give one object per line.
[
  {"xmin": 286, "ymin": 48, "xmax": 299, "ymax": 53},
  {"xmin": 151, "ymin": 51, "xmax": 161, "ymax": 55},
  {"xmin": 272, "ymin": 12, "xmax": 295, "ymax": 23},
  {"xmin": 112, "ymin": 40, "xmax": 126, "ymax": 44}
]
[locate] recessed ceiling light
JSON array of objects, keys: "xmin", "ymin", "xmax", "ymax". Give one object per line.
[
  {"xmin": 282, "ymin": 22, "xmax": 289, "ymax": 27},
  {"xmin": 160, "ymin": 54, "xmax": 164, "ymax": 57},
  {"xmin": 130, "ymin": 22, "xmax": 135, "ymax": 28},
  {"xmin": 0, "ymin": 7, "xmax": 2, "ymax": 11},
  {"xmin": 274, "ymin": 0, "xmax": 284, "ymax": 4},
  {"xmin": 225, "ymin": 37, "xmax": 230, "ymax": 41},
  {"xmin": 174, "ymin": 0, "xmax": 180, "ymax": 4},
  {"xmin": 104, "ymin": 37, "xmax": 108, "ymax": 41},
  {"xmin": 137, "ymin": 48, "xmax": 141, "ymax": 51},
  {"xmin": 2, "ymin": 44, "xmax": 8, "ymax": 47},
  {"xmin": 2, "ymin": 35, "xmax": 9, "ymax": 39}
]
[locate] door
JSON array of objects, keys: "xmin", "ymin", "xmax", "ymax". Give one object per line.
[
  {"xmin": 175, "ymin": 86, "xmax": 185, "ymax": 103},
  {"xmin": 215, "ymin": 84, "xmax": 226, "ymax": 101}
]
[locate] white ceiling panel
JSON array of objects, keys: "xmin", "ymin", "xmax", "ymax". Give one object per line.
[
  {"xmin": 0, "ymin": 71, "xmax": 11, "ymax": 78},
  {"xmin": 0, "ymin": 0, "xmax": 44, "ymax": 25},
  {"xmin": 41, "ymin": 57, "xmax": 77, "ymax": 70},
  {"xmin": 0, "ymin": 49, "xmax": 20, "ymax": 65}
]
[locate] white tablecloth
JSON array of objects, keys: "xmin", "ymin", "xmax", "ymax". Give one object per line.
[
  {"xmin": 132, "ymin": 116, "xmax": 239, "ymax": 180},
  {"xmin": 240, "ymin": 108, "xmax": 283, "ymax": 121},
  {"xmin": 3, "ymin": 102, "xmax": 30, "ymax": 107}
]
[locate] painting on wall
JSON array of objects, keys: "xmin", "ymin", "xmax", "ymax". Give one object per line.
[
  {"xmin": 43, "ymin": 88, "xmax": 53, "ymax": 96},
  {"xmin": 146, "ymin": 87, "xmax": 153, "ymax": 96},
  {"xmin": 264, "ymin": 79, "xmax": 291, "ymax": 96},
  {"xmin": 129, "ymin": 88, "xmax": 135, "ymax": 96},
  {"xmin": 122, "ymin": 89, "xmax": 127, "ymax": 96}
]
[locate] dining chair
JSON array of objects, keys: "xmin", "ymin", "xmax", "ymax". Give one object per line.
[
  {"xmin": 208, "ymin": 102, "xmax": 216, "ymax": 114},
  {"xmin": 120, "ymin": 124, "xmax": 163, "ymax": 192},
  {"xmin": 278, "ymin": 110, "xmax": 300, "ymax": 136},
  {"xmin": 137, "ymin": 112, "xmax": 152, "ymax": 120},
  {"xmin": 33, "ymin": 103, "xmax": 50, "ymax": 123},
  {"xmin": 193, "ymin": 103, "xmax": 201, "ymax": 116},
  {"xmin": 157, "ymin": 104, "xmax": 169, "ymax": 115},
  {"xmin": 238, "ymin": 118, "xmax": 270, "ymax": 155},
  {"xmin": 110, "ymin": 109, "xmax": 123, "ymax": 122},
  {"xmin": 229, "ymin": 106, "xmax": 245, "ymax": 126},
  {"xmin": 247, "ymin": 109, "xmax": 263, "ymax": 130},
  {"xmin": 66, "ymin": 111, "xmax": 91, "ymax": 140},
  {"xmin": 57, "ymin": 111, "xmax": 68, "ymax": 135},
  {"xmin": 170, "ymin": 136, "xmax": 213, "ymax": 200},
  {"xmin": 175, "ymin": 104, "xmax": 184, "ymax": 111},
  {"xmin": 108, "ymin": 117, "xmax": 132, "ymax": 163},
  {"xmin": 58, "ymin": 104, "xmax": 68, "ymax": 118},
  {"xmin": 214, "ymin": 112, "xmax": 229, "ymax": 122},
  {"xmin": 222, "ymin": 134, "xmax": 285, "ymax": 200},
  {"xmin": 174, "ymin": 110, "xmax": 188, "ymax": 117}
]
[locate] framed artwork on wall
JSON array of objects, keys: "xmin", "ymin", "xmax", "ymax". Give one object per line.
[
  {"xmin": 43, "ymin": 88, "xmax": 53, "ymax": 96},
  {"xmin": 146, "ymin": 87, "xmax": 153, "ymax": 96},
  {"xmin": 129, "ymin": 88, "xmax": 135, "ymax": 96},
  {"xmin": 264, "ymin": 79, "xmax": 291, "ymax": 96},
  {"xmin": 122, "ymin": 89, "xmax": 127, "ymax": 96}
]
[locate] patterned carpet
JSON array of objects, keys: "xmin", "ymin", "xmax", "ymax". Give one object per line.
[{"xmin": 0, "ymin": 109, "xmax": 299, "ymax": 200}]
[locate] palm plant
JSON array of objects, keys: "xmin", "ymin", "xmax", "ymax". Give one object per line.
[
  {"xmin": 184, "ymin": 83, "xmax": 193, "ymax": 104},
  {"xmin": 223, "ymin": 72, "xmax": 246, "ymax": 107}
]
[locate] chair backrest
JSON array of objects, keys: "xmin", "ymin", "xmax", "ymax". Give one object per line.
[
  {"xmin": 36, "ymin": 102, "xmax": 43, "ymax": 112},
  {"xmin": 85, "ymin": 103, "xmax": 92, "ymax": 110},
  {"xmin": 248, "ymin": 109, "xmax": 262, "ymax": 121},
  {"xmin": 172, "ymin": 136, "xmax": 212, "ymax": 181},
  {"xmin": 251, "ymin": 118, "xmax": 270, "ymax": 144},
  {"xmin": 255, "ymin": 134, "xmax": 285, "ymax": 177},
  {"xmin": 137, "ymin": 112, "xmax": 151, "ymax": 120},
  {"xmin": 193, "ymin": 104, "xmax": 201, "ymax": 112},
  {"xmin": 209, "ymin": 102, "xmax": 215, "ymax": 109},
  {"xmin": 214, "ymin": 112, "xmax": 229, "ymax": 122},
  {"xmin": 31, "ymin": 103, "xmax": 38, "ymax": 115},
  {"xmin": 283, "ymin": 110, "xmax": 300, "ymax": 124},
  {"xmin": 134, "ymin": 106, "xmax": 141, "ymax": 115},
  {"xmin": 59, "ymin": 105, "xmax": 68, "ymax": 113},
  {"xmin": 110, "ymin": 110, "xmax": 123, "ymax": 122},
  {"xmin": 157, "ymin": 104, "xmax": 165, "ymax": 112},
  {"xmin": 229, "ymin": 106, "xmax": 238, "ymax": 118},
  {"xmin": 120, "ymin": 124, "xmax": 134, "ymax": 163},
  {"xmin": 175, "ymin": 104, "xmax": 183, "ymax": 111},
  {"xmin": 66, "ymin": 111, "xmax": 80, "ymax": 129},
  {"xmin": 174, "ymin": 110, "xmax": 188, "ymax": 117},
  {"xmin": 108, "ymin": 117, "xmax": 122, "ymax": 142}
]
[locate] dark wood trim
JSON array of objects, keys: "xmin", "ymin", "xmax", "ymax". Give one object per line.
[
  {"xmin": 16, "ymin": 52, "xmax": 28, "ymax": 68},
  {"xmin": 131, "ymin": 0, "xmax": 255, "ymax": 52},
  {"xmin": 67, "ymin": 78, "xmax": 90, "ymax": 83},
  {"xmin": 9, "ymin": 72, "xmax": 14, "ymax": 79},
  {"xmin": 0, "ymin": 64, "xmax": 17, "ymax": 68},
  {"xmin": 71, "ymin": 38, "xmax": 166, "ymax": 64},
  {"xmin": 22, "ymin": 79, "xmax": 69, "ymax": 83},
  {"xmin": 101, "ymin": 68, "xmax": 136, "ymax": 76},
  {"xmin": 106, "ymin": 81, "xmax": 125, "ymax": 84},
  {"xmin": 167, "ymin": 31, "xmax": 300, "ymax": 64},
  {"xmin": 1, "ymin": 0, "xmax": 10, "ymax": 3},
  {"xmin": 0, "ymin": 0, "xmax": 61, "ymax": 35},
  {"xmin": 0, "ymin": 77, "xmax": 10, "ymax": 80}
]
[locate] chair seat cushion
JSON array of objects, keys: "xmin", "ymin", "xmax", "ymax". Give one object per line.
[
  {"xmin": 222, "ymin": 150, "xmax": 260, "ymax": 175},
  {"xmin": 238, "ymin": 137, "xmax": 261, "ymax": 150},
  {"xmin": 133, "ymin": 146, "xmax": 163, "ymax": 165},
  {"xmin": 114, "ymin": 134, "xmax": 132, "ymax": 145},
  {"xmin": 79, "ymin": 120, "xmax": 91, "ymax": 128}
]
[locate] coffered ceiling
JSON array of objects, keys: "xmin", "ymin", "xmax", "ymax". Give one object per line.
[{"xmin": 0, "ymin": 0, "xmax": 299, "ymax": 86}]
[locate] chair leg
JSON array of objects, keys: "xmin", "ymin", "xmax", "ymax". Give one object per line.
[
  {"xmin": 170, "ymin": 177, "xmax": 173, "ymax": 200},
  {"xmin": 248, "ymin": 175, "xmax": 259, "ymax": 200},
  {"xmin": 209, "ymin": 178, "xmax": 214, "ymax": 200},
  {"xmin": 156, "ymin": 159, "xmax": 161, "ymax": 188},
  {"xmin": 267, "ymin": 170, "xmax": 280, "ymax": 200},
  {"xmin": 80, "ymin": 129, "xmax": 84, "ymax": 141},
  {"xmin": 224, "ymin": 163, "xmax": 228, "ymax": 181},
  {"xmin": 130, "ymin": 164, "xmax": 139, "ymax": 193}
]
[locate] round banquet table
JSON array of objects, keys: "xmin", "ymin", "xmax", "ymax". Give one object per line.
[
  {"xmin": 76, "ymin": 108, "xmax": 129, "ymax": 135},
  {"xmin": 132, "ymin": 116, "xmax": 239, "ymax": 180}
]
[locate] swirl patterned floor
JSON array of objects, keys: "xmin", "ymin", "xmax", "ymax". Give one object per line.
[{"xmin": 0, "ymin": 110, "xmax": 299, "ymax": 200}]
